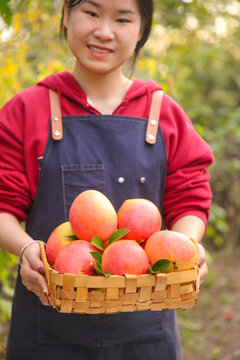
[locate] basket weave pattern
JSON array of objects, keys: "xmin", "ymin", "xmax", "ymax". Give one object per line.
[{"xmin": 39, "ymin": 241, "xmax": 198, "ymax": 314}]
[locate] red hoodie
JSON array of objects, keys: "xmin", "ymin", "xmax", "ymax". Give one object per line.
[{"xmin": 0, "ymin": 71, "xmax": 214, "ymax": 229}]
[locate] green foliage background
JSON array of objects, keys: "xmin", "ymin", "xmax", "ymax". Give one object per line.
[{"xmin": 0, "ymin": 0, "xmax": 239, "ymax": 348}]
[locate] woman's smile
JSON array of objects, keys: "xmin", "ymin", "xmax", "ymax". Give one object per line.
[{"xmin": 87, "ymin": 44, "xmax": 114, "ymax": 57}]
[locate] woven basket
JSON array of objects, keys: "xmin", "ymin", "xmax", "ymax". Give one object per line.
[{"xmin": 39, "ymin": 241, "xmax": 198, "ymax": 314}]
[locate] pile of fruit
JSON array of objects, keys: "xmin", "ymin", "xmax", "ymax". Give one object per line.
[{"xmin": 46, "ymin": 190, "xmax": 198, "ymax": 277}]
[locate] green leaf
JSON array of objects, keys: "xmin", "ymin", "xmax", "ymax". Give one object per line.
[
  {"xmin": 91, "ymin": 236, "xmax": 103, "ymax": 250},
  {"xmin": 90, "ymin": 251, "xmax": 111, "ymax": 277},
  {"xmin": 0, "ymin": 1, "xmax": 13, "ymax": 27},
  {"xmin": 90, "ymin": 251, "xmax": 102, "ymax": 269},
  {"xmin": 65, "ymin": 235, "xmax": 78, "ymax": 240},
  {"xmin": 152, "ymin": 259, "xmax": 172, "ymax": 274},
  {"xmin": 104, "ymin": 272, "xmax": 111, "ymax": 277},
  {"xmin": 92, "ymin": 264, "xmax": 111, "ymax": 277},
  {"xmin": 108, "ymin": 228, "xmax": 130, "ymax": 246}
]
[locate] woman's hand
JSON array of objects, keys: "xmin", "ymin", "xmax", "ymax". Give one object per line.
[
  {"xmin": 20, "ymin": 241, "xmax": 51, "ymax": 306},
  {"xmin": 171, "ymin": 215, "xmax": 209, "ymax": 292},
  {"xmin": 0, "ymin": 214, "xmax": 51, "ymax": 305},
  {"xmin": 197, "ymin": 242, "xmax": 208, "ymax": 290}
]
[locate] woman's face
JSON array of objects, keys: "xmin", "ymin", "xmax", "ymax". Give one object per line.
[{"xmin": 64, "ymin": 0, "xmax": 143, "ymax": 77}]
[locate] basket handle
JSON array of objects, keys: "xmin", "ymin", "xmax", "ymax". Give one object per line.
[{"xmin": 39, "ymin": 241, "xmax": 51, "ymax": 285}]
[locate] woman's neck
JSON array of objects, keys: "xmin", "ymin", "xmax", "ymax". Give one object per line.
[{"xmin": 72, "ymin": 64, "xmax": 132, "ymax": 114}]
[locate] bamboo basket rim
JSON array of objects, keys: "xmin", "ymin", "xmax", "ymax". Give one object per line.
[
  {"xmin": 39, "ymin": 241, "xmax": 198, "ymax": 314},
  {"xmin": 39, "ymin": 241, "xmax": 198, "ymax": 283}
]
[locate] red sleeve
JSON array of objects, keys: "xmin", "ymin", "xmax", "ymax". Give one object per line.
[
  {"xmin": 0, "ymin": 88, "xmax": 49, "ymax": 221},
  {"xmin": 160, "ymin": 94, "xmax": 214, "ymax": 229}
]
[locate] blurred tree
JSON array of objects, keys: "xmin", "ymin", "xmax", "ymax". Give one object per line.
[
  {"xmin": 137, "ymin": 0, "xmax": 240, "ymax": 248},
  {"xmin": 0, "ymin": 0, "xmax": 72, "ymax": 330},
  {"xmin": 0, "ymin": 0, "xmax": 16, "ymax": 26},
  {"xmin": 0, "ymin": 0, "xmax": 32, "ymax": 25},
  {"xmin": 0, "ymin": 0, "xmax": 74, "ymax": 105}
]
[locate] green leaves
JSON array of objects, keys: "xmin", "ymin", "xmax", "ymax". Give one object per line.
[
  {"xmin": 91, "ymin": 228, "xmax": 130, "ymax": 251},
  {"xmin": 0, "ymin": 0, "xmax": 32, "ymax": 26},
  {"xmin": 89, "ymin": 231, "xmax": 172, "ymax": 277},
  {"xmin": 108, "ymin": 228, "xmax": 130, "ymax": 246},
  {"xmin": 90, "ymin": 251, "xmax": 102, "ymax": 268},
  {"xmin": 89, "ymin": 229, "xmax": 130, "ymax": 277},
  {"xmin": 150, "ymin": 259, "xmax": 172, "ymax": 274},
  {"xmin": 0, "ymin": 0, "xmax": 13, "ymax": 26},
  {"xmin": 90, "ymin": 251, "xmax": 111, "ymax": 277},
  {"xmin": 91, "ymin": 237, "xmax": 104, "ymax": 251},
  {"xmin": 65, "ymin": 235, "xmax": 79, "ymax": 241}
]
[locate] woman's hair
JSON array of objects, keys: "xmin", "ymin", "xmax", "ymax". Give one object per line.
[{"xmin": 60, "ymin": 0, "xmax": 154, "ymax": 73}]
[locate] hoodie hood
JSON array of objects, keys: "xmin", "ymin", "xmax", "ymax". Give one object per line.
[{"xmin": 37, "ymin": 71, "xmax": 162, "ymax": 105}]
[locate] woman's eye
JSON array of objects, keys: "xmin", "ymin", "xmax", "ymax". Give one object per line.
[
  {"xmin": 85, "ymin": 11, "xmax": 98, "ymax": 18},
  {"xmin": 116, "ymin": 18, "xmax": 130, "ymax": 23}
]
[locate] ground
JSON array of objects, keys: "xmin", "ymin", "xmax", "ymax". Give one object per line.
[
  {"xmin": 178, "ymin": 248, "xmax": 240, "ymax": 360},
  {"xmin": 0, "ymin": 248, "xmax": 240, "ymax": 359}
]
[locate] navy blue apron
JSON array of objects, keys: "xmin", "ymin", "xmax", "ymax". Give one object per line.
[{"xmin": 7, "ymin": 92, "xmax": 181, "ymax": 360}]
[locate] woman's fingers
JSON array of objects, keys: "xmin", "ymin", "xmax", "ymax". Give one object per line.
[
  {"xmin": 20, "ymin": 241, "xmax": 51, "ymax": 306},
  {"xmin": 21, "ymin": 263, "xmax": 51, "ymax": 305},
  {"xmin": 197, "ymin": 243, "xmax": 208, "ymax": 288}
]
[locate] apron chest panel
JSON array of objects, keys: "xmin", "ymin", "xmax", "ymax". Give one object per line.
[{"xmin": 7, "ymin": 92, "xmax": 181, "ymax": 359}]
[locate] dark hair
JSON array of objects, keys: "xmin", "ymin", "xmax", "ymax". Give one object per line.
[{"xmin": 60, "ymin": 0, "xmax": 154, "ymax": 73}]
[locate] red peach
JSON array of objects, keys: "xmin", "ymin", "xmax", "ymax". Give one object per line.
[
  {"xmin": 117, "ymin": 199, "xmax": 162, "ymax": 244},
  {"xmin": 54, "ymin": 240, "xmax": 98, "ymax": 275},
  {"xmin": 69, "ymin": 190, "xmax": 117, "ymax": 242},
  {"xmin": 144, "ymin": 230, "xmax": 198, "ymax": 272},
  {"xmin": 102, "ymin": 240, "xmax": 150, "ymax": 275},
  {"xmin": 46, "ymin": 221, "xmax": 76, "ymax": 266}
]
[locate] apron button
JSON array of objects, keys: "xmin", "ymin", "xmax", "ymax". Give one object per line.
[
  {"xmin": 140, "ymin": 177, "xmax": 146, "ymax": 184},
  {"xmin": 118, "ymin": 177, "xmax": 125, "ymax": 184},
  {"xmin": 150, "ymin": 119, "xmax": 157, "ymax": 125},
  {"xmin": 54, "ymin": 130, "xmax": 61, "ymax": 137},
  {"xmin": 148, "ymin": 134, "xmax": 155, "ymax": 141}
]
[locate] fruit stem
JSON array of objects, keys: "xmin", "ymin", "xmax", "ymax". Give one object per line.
[{"xmin": 173, "ymin": 262, "xmax": 178, "ymax": 269}]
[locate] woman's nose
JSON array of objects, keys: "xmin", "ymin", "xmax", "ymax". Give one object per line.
[{"xmin": 93, "ymin": 21, "xmax": 115, "ymax": 41}]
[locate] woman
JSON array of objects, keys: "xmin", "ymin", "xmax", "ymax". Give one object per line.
[{"xmin": 0, "ymin": 0, "xmax": 214, "ymax": 359}]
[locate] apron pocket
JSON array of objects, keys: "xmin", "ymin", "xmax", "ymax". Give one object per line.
[
  {"xmin": 61, "ymin": 163, "xmax": 105, "ymax": 220},
  {"xmin": 37, "ymin": 303, "xmax": 99, "ymax": 345},
  {"xmin": 98, "ymin": 311, "xmax": 164, "ymax": 346},
  {"xmin": 37, "ymin": 304, "xmax": 164, "ymax": 346}
]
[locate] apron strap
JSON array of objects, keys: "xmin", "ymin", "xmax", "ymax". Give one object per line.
[
  {"xmin": 145, "ymin": 90, "xmax": 164, "ymax": 144},
  {"xmin": 49, "ymin": 88, "xmax": 163, "ymax": 143},
  {"xmin": 49, "ymin": 89, "xmax": 63, "ymax": 141}
]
